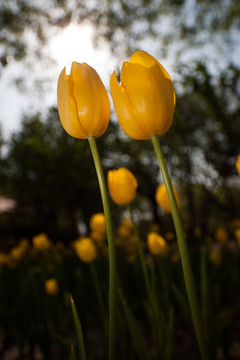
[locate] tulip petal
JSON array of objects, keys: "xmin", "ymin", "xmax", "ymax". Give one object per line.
[
  {"xmin": 110, "ymin": 71, "xmax": 149, "ymax": 140},
  {"xmin": 129, "ymin": 50, "xmax": 175, "ymax": 92},
  {"xmin": 71, "ymin": 62, "xmax": 110, "ymax": 138},
  {"xmin": 129, "ymin": 50, "xmax": 175, "ymax": 105},
  {"xmin": 129, "ymin": 50, "xmax": 157, "ymax": 68},
  {"xmin": 57, "ymin": 67, "xmax": 88, "ymax": 139},
  {"xmin": 121, "ymin": 60, "xmax": 175, "ymax": 137}
]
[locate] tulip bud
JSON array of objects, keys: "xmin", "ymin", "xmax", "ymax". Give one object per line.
[
  {"xmin": 32, "ymin": 233, "xmax": 51, "ymax": 252},
  {"xmin": 57, "ymin": 62, "xmax": 110, "ymax": 139},
  {"xmin": 90, "ymin": 213, "xmax": 106, "ymax": 234},
  {"xmin": 147, "ymin": 232, "xmax": 168, "ymax": 256},
  {"xmin": 215, "ymin": 226, "xmax": 228, "ymax": 245},
  {"xmin": 234, "ymin": 228, "xmax": 240, "ymax": 245},
  {"xmin": 74, "ymin": 237, "xmax": 97, "ymax": 263},
  {"xmin": 209, "ymin": 248, "xmax": 222, "ymax": 266},
  {"xmin": 236, "ymin": 154, "xmax": 240, "ymax": 175},
  {"xmin": 107, "ymin": 168, "xmax": 138, "ymax": 205},
  {"xmin": 155, "ymin": 184, "xmax": 181, "ymax": 213},
  {"xmin": 45, "ymin": 278, "xmax": 59, "ymax": 296},
  {"xmin": 110, "ymin": 50, "xmax": 175, "ymax": 140}
]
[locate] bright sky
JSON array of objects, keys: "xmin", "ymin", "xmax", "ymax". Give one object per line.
[
  {"xmin": 0, "ymin": 22, "xmax": 117, "ymax": 140},
  {"xmin": 49, "ymin": 23, "xmax": 117, "ymax": 83}
]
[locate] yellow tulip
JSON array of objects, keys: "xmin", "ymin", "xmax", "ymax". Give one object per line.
[
  {"xmin": 234, "ymin": 228, "xmax": 240, "ymax": 245},
  {"xmin": 215, "ymin": 226, "xmax": 228, "ymax": 245},
  {"xmin": 117, "ymin": 219, "xmax": 132, "ymax": 239},
  {"xmin": 147, "ymin": 232, "xmax": 168, "ymax": 256},
  {"xmin": 74, "ymin": 237, "xmax": 97, "ymax": 263},
  {"xmin": 10, "ymin": 246, "xmax": 24, "ymax": 262},
  {"xmin": 90, "ymin": 213, "xmax": 106, "ymax": 234},
  {"xmin": 236, "ymin": 154, "xmax": 240, "ymax": 175},
  {"xmin": 45, "ymin": 278, "xmax": 59, "ymax": 296},
  {"xmin": 209, "ymin": 248, "xmax": 222, "ymax": 266},
  {"xmin": 57, "ymin": 62, "xmax": 110, "ymax": 139},
  {"xmin": 0, "ymin": 252, "xmax": 9, "ymax": 266},
  {"xmin": 32, "ymin": 233, "xmax": 51, "ymax": 252},
  {"xmin": 110, "ymin": 50, "xmax": 175, "ymax": 140},
  {"xmin": 155, "ymin": 184, "xmax": 181, "ymax": 213},
  {"xmin": 107, "ymin": 168, "xmax": 138, "ymax": 205}
]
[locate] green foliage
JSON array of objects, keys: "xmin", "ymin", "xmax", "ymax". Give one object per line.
[{"xmin": 0, "ymin": 108, "xmax": 103, "ymax": 242}]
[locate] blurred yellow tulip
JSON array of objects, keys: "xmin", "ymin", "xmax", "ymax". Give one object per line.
[
  {"xmin": 215, "ymin": 226, "xmax": 228, "ymax": 245},
  {"xmin": 32, "ymin": 233, "xmax": 51, "ymax": 252},
  {"xmin": 147, "ymin": 232, "xmax": 168, "ymax": 256},
  {"xmin": 110, "ymin": 50, "xmax": 175, "ymax": 140},
  {"xmin": 57, "ymin": 62, "xmax": 110, "ymax": 139},
  {"xmin": 236, "ymin": 154, "xmax": 240, "ymax": 175},
  {"xmin": 234, "ymin": 228, "xmax": 240, "ymax": 245},
  {"xmin": 0, "ymin": 252, "xmax": 9, "ymax": 266},
  {"xmin": 90, "ymin": 213, "xmax": 106, "ymax": 234},
  {"xmin": 45, "ymin": 278, "xmax": 59, "ymax": 296},
  {"xmin": 117, "ymin": 219, "xmax": 132, "ymax": 239},
  {"xmin": 74, "ymin": 237, "xmax": 97, "ymax": 263},
  {"xmin": 155, "ymin": 184, "xmax": 181, "ymax": 213},
  {"xmin": 107, "ymin": 168, "xmax": 138, "ymax": 205},
  {"xmin": 209, "ymin": 248, "xmax": 222, "ymax": 266}
]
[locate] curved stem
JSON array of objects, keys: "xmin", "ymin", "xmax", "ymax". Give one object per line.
[
  {"xmin": 151, "ymin": 135, "xmax": 210, "ymax": 360},
  {"xmin": 88, "ymin": 136, "xmax": 116, "ymax": 360},
  {"xmin": 70, "ymin": 295, "xmax": 86, "ymax": 360}
]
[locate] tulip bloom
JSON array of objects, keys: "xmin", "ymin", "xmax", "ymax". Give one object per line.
[
  {"xmin": 215, "ymin": 226, "xmax": 228, "ymax": 245},
  {"xmin": 155, "ymin": 184, "xmax": 181, "ymax": 213},
  {"xmin": 57, "ymin": 62, "xmax": 110, "ymax": 139},
  {"xmin": 45, "ymin": 278, "xmax": 59, "ymax": 296},
  {"xmin": 236, "ymin": 155, "xmax": 240, "ymax": 175},
  {"xmin": 32, "ymin": 233, "xmax": 51, "ymax": 252},
  {"xmin": 209, "ymin": 248, "xmax": 222, "ymax": 266},
  {"xmin": 234, "ymin": 229, "xmax": 240, "ymax": 245},
  {"xmin": 90, "ymin": 213, "xmax": 106, "ymax": 234},
  {"xmin": 110, "ymin": 50, "xmax": 175, "ymax": 140},
  {"xmin": 107, "ymin": 168, "xmax": 138, "ymax": 205},
  {"xmin": 74, "ymin": 237, "xmax": 97, "ymax": 263},
  {"xmin": 147, "ymin": 232, "xmax": 168, "ymax": 256}
]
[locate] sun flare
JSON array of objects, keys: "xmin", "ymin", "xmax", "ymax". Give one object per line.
[{"xmin": 49, "ymin": 23, "xmax": 116, "ymax": 82}]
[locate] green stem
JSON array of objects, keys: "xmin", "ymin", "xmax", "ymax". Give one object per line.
[
  {"xmin": 70, "ymin": 295, "xmax": 86, "ymax": 360},
  {"xmin": 200, "ymin": 247, "xmax": 208, "ymax": 328},
  {"xmin": 151, "ymin": 135, "xmax": 210, "ymax": 360},
  {"xmin": 88, "ymin": 136, "xmax": 116, "ymax": 360}
]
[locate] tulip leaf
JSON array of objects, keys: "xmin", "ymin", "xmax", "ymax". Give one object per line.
[{"xmin": 118, "ymin": 288, "xmax": 150, "ymax": 360}]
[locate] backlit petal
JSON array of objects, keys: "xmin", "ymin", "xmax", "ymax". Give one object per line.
[
  {"xmin": 110, "ymin": 50, "xmax": 176, "ymax": 139},
  {"xmin": 121, "ymin": 61, "xmax": 174, "ymax": 136},
  {"xmin": 129, "ymin": 50, "xmax": 158, "ymax": 68},
  {"xmin": 71, "ymin": 62, "xmax": 110, "ymax": 137},
  {"xmin": 110, "ymin": 71, "xmax": 149, "ymax": 140},
  {"xmin": 57, "ymin": 67, "xmax": 88, "ymax": 138}
]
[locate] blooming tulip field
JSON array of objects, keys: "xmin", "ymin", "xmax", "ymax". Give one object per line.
[
  {"xmin": 0, "ymin": 50, "xmax": 240, "ymax": 360},
  {"xmin": 1, "ymin": 215, "xmax": 240, "ymax": 360}
]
